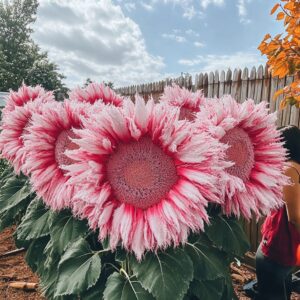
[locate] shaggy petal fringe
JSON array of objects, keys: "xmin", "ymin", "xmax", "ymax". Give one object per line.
[
  {"xmin": 24, "ymin": 100, "xmax": 90, "ymax": 210},
  {"xmin": 66, "ymin": 96, "xmax": 227, "ymax": 259},
  {"xmin": 196, "ymin": 95, "xmax": 289, "ymax": 219}
]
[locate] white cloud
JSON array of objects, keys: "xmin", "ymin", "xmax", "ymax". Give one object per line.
[
  {"xmin": 194, "ymin": 41, "xmax": 205, "ymax": 48},
  {"xmin": 162, "ymin": 33, "xmax": 186, "ymax": 43},
  {"xmin": 237, "ymin": 0, "xmax": 252, "ymax": 24},
  {"xmin": 33, "ymin": 0, "xmax": 164, "ymax": 87},
  {"xmin": 200, "ymin": 0, "xmax": 224, "ymax": 9},
  {"xmin": 183, "ymin": 6, "xmax": 196, "ymax": 19},
  {"xmin": 178, "ymin": 52, "xmax": 265, "ymax": 71},
  {"xmin": 186, "ymin": 29, "xmax": 200, "ymax": 37},
  {"xmin": 141, "ymin": 2, "xmax": 154, "ymax": 11},
  {"xmin": 124, "ymin": 2, "xmax": 136, "ymax": 12}
]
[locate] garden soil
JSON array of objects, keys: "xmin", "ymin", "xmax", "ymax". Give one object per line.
[{"xmin": 0, "ymin": 227, "xmax": 299, "ymax": 300}]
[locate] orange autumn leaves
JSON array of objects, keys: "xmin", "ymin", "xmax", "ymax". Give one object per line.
[{"xmin": 258, "ymin": 0, "xmax": 300, "ymax": 108}]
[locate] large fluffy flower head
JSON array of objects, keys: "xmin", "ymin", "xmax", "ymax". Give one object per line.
[
  {"xmin": 196, "ymin": 95, "xmax": 288, "ymax": 219},
  {"xmin": 24, "ymin": 100, "xmax": 89, "ymax": 210},
  {"xmin": 0, "ymin": 84, "xmax": 54, "ymax": 174},
  {"xmin": 0, "ymin": 100, "xmax": 47, "ymax": 174},
  {"xmin": 160, "ymin": 84, "xmax": 205, "ymax": 120},
  {"xmin": 1, "ymin": 84, "xmax": 54, "ymax": 120},
  {"xmin": 69, "ymin": 82, "xmax": 123, "ymax": 106},
  {"xmin": 65, "ymin": 96, "xmax": 227, "ymax": 259}
]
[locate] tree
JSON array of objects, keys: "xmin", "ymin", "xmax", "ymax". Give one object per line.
[
  {"xmin": 83, "ymin": 78, "xmax": 114, "ymax": 90},
  {"xmin": 258, "ymin": 0, "xmax": 300, "ymax": 108},
  {"xmin": 0, "ymin": 0, "xmax": 67, "ymax": 98}
]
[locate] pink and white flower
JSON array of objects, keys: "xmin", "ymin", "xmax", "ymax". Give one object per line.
[
  {"xmin": 69, "ymin": 82, "xmax": 123, "ymax": 106},
  {"xmin": 196, "ymin": 95, "xmax": 288, "ymax": 219},
  {"xmin": 24, "ymin": 100, "xmax": 89, "ymax": 210},
  {"xmin": 1, "ymin": 84, "xmax": 53, "ymax": 120},
  {"xmin": 0, "ymin": 85, "xmax": 54, "ymax": 174},
  {"xmin": 65, "ymin": 97, "xmax": 227, "ymax": 259},
  {"xmin": 160, "ymin": 84, "xmax": 205, "ymax": 120}
]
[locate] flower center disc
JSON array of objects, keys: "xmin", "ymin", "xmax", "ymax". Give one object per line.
[
  {"xmin": 106, "ymin": 136, "xmax": 178, "ymax": 209},
  {"xmin": 55, "ymin": 129, "xmax": 78, "ymax": 168},
  {"xmin": 221, "ymin": 127, "xmax": 255, "ymax": 182}
]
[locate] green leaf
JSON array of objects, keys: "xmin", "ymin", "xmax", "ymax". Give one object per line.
[
  {"xmin": 55, "ymin": 238, "xmax": 101, "ymax": 296},
  {"xmin": 130, "ymin": 248, "xmax": 193, "ymax": 300},
  {"xmin": 103, "ymin": 272, "xmax": 154, "ymax": 300},
  {"xmin": 205, "ymin": 216, "xmax": 250, "ymax": 256},
  {"xmin": 25, "ymin": 236, "xmax": 49, "ymax": 273},
  {"xmin": 186, "ymin": 236, "xmax": 228, "ymax": 281},
  {"xmin": 221, "ymin": 273, "xmax": 237, "ymax": 300},
  {"xmin": 38, "ymin": 239, "xmax": 62, "ymax": 299},
  {"xmin": 16, "ymin": 198, "xmax": 51, "ymax": 240},
  {"xmin": 190, "ymin": 278, "xmax": 224, "ymax": 300},
  {"xmin": 49, "ymin": 210, "xmax": 88, "ymax": 255},
  {"xmin": 0, "ymin": 175, "xmax": 32, "ymax": 231},
  {"xmin": 81, "ymin": 272, "xmax": 108, "ymax": 300}
]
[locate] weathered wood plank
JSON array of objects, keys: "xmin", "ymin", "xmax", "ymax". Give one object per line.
[
  {"xmin": 213, "ymin": 70, "xmax": 219, "ymax": 98},
  {"xmin": 269, "ymin": 75, "xmax": 279, "ymax": 114},
  {"xmin": 240, "ymin": 67, "xmax": 249, "ymax": 103},
  {"xmin": 262, "ymin": 65, "xmax": 271, "ymax": 103},
  {"xmin": 276, "ymin": 76, "xmax": 286, "ymax": 126},
  {"xmin": 219, "ymin": 70, "xmax": 226, "ymax": 97},
  {"xmin": 254, "ymin": 65, "xmax": 264, "ymax": 104},
  {"xmin": 282, "ymin": 75, "xmax": 294, "ymax": 126},
  {"xmin": 203, "ymin": 73, "xmax": 209, "ymax": 97},
  {"xmin": 208, "ymin": 71, "xmax": 214, "ymax": 98},
  {"xmin": 231, "ymin": 68, "xmax": 242, "ymax": 101},
  {"xmin": 224, "ymin": 69, "xmax": 232, "ymax": 95},
  {"xmin": 248, "ymin": 66, "xmax": 256, "ymax": 100}
]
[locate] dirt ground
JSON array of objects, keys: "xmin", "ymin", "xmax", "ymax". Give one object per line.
[{"xmin": 0, "ymin": 227, "xmax": 299, "ymax": 300}]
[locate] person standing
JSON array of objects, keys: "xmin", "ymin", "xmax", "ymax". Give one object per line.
[{"xmin": 255, "ymin": 126, "xmax": 300, "ymax": 300}]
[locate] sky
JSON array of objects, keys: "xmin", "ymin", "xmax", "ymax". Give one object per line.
[{"xmin": 33, "ymin": 0, "xmax": 282, "ymax": 88}]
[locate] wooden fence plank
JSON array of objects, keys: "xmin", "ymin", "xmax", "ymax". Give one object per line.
[
  {"xmin": 240, "ymin": 67, "xmax": 249, "ymax": 103},
  {"xmin": 262, "ymin": 65, "xmax": 271, "ymax": 103},
  {"xmin": 208, "ymin": 72, "xmax": 214, "ymax": 98},
  {"xmin": 254, "ymin": 65, "xmax": 264, "ymax": 104},
  {"xmin": 248, "ymin": 66, "xmax": 256, "ymax": 100},
  {"xmin": 269, "ymin": 75, "xmax": 279, "ymax": 114},
  {"xmin": 219, "ymin": 70, "xmax": 226, "ymax": 97},
  {"xmin": 290, "ymin": 105, "xmax": 300, "ymax": 127},
  {"xmin": 225, "ymin": 69, "xmax": 232, "ymax": 95},
  {"xmin": 203, "ymin": 73, "xmax": 209, "ymax": 96},
  {"xmin": 213, "ymin": 70, "xmax": 219, "ymax": 98},
  {"xmin": 276, "ymin": 76, "xmax": 286, "ymax": 126},
  {"xmin": 282, "ymin": 75, "xmax": 294, "ymax": 126},
  {"xmin": 231, "ymin": 68, "xmax": 242, "ymax": 102}
]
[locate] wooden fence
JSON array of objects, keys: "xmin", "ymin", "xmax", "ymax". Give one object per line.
[{"xmin": 117, "ymin": 64, "xmax": 300, "ymax": 252}]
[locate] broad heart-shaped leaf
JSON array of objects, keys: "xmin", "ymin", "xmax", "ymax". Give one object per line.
[
  {"xmin": 55, "ymin": 237, "xmax": 101, "ymax": 296},
  {"xmin": 16, "ymin": 198, "xmax": 51, "ymax": 240},
  {"xmin": 81, "ymin": 271, "xmax": 110, "ymax": 300},
  {"xmin": 0, "ymin": 175, "xmax": 32, "ymax": 231},
  {"xmin": 221, "ymin": 273, "xmax": 237, "ymax": 300},
  {"xmin": 205, "ymin": 215, "xmax": 250, "ymax": 257},
  {"xmin": 104, "ymin": 272, "xmax": 155, "ymax": 300},
  {"xmin": 25, "ymin": 236, "xmax": 50, "ymax": 273},
  {"xmin": 49, "ymin": 210, "xmax": 89, "ymax": 255},
  {"xmin": 130, "ymin": 247, "xmax": 193, "ymax": 300},
  {"xmin": 190, "ymin": 278, "xmax": 224, "ymax": 300},
  {"xmin": 185, "ymin": 235, "xmax": 229, "ymax": 281}
]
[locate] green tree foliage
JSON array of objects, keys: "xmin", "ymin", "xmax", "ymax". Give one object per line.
[
  {"xmin": 83, "ymin": 78, "xmax": 114, "ymax": 89},
  {"xmin": 0, "ymin": 0, "xmax": 67, "ymax": 97}
]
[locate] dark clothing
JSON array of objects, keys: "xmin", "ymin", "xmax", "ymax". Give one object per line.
[{"xmin": 255, "ymin": 243, "xmax": 293, "ymax": 300}]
